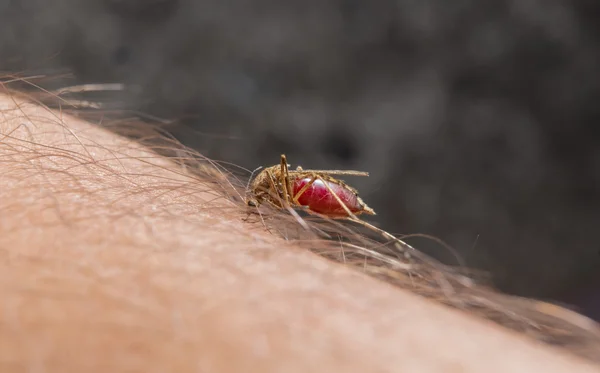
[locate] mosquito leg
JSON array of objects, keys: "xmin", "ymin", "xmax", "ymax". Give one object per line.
[
  {"xmin": 275, "ymin": 156, "xmax": 311, "ymax": 231},
  {"xmin": 314, "ymin": 176, "xmax": 415, "ymax": 254},
  {"xmin": 280, "ymin": 154, "xmax": 293, "ymax": 204},
  {"xmin": 265, "ymin": 169, "xmax": 285, "ymax": 209},
  {"xmin": 352, "ymin": 217, "xmax": 415, "ymax": 256}
]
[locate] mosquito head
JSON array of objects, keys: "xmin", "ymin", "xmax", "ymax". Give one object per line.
[{"xmin": 246, "ymin": 197, "xmax": 259, "ymax": 207}]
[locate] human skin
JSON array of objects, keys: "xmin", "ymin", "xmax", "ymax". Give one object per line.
[{"xmin": 0, "ymin": 91, "xmax": 598, "ymax": 372}]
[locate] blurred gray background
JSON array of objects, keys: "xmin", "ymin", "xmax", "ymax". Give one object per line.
[{"xmin": 2, "ymin": 0, "xmax": 599, "ymax": 318}]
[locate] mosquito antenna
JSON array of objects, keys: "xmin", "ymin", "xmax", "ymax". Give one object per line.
[{"xmin": 245, "ymin": 166, "xmax": 263, "ymax": 196}]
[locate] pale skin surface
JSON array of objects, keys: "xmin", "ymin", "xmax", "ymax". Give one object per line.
[{"xmin": 0, "ymin": 91, "xmax": 598, "ymax": 373}]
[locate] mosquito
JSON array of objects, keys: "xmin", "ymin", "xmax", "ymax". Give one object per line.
[
  {"xmin": 246, "ymin": 154, "xmax": 416, "ymax": 254},
  {"xmin": 246, "ymin": 154, "xmax": 375, "ymax": 219}
]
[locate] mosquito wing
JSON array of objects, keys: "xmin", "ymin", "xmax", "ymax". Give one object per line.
[{"xmin": 288, "ymin": 169, "xmax": 369, "ymax": 177}]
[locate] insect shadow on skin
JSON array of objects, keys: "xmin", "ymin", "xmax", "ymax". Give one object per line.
[{"xmin": 245, "ymin": 154, "xmax": 418, "ymax": 256}]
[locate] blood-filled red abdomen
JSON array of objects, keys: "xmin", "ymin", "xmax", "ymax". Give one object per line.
[{"xmin": 292, "ymin": 177, "xmax": 362, "ymax": 216}]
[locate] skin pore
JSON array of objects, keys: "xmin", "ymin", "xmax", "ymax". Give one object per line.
[{"xmin": 0, "ymin": 89, "xmax": 598, "ymax": 372}]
